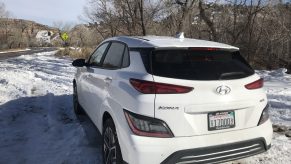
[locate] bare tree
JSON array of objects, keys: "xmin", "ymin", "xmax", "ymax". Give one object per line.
[
  {"xmin": 174, "ymin": 0, "xmax": 197, "ymax": 33},
  {"xmin": 198, "ymin": 0, "xmax": 218, "ymax": 41},
  {"xmin": 83, "ymin": 0, "xmax": 122, "ymax": 38},
  {"xmin": 83, "ymin": 0, "xmax": 165, "ymax": 37},
  {"xmin": 80, "ymin": 0, "xmax": 291, "ymax": 70},
  {"xmin": 53, "ymin": 21, "xmax": 73, "ymax": 32},
  {"xmin": 0, "ymin": 2, "xmax": 10, "ymax": 49},
  {"xmin": 0, "ymin": 2, "xmax": 10, "ymax": 18},
  {"xmin": 69, "ymin": 24, "xmax": 100, "ymax": 47}
]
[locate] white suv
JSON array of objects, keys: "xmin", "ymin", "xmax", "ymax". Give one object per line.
[{"xmin": 72, "ymin": 36, "xmax": 272, "ymax": 164}]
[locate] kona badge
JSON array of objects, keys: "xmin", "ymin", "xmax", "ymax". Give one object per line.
[
  {"xmin": 216, "ymin": 86, "xmax": 231, "ymax": 95},
  {"xmin": 158, "ymin": 106, "xmax": 179, "ymax": 110}
]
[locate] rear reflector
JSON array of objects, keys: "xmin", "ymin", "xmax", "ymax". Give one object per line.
[
  {"xmin": 245, "ymin": 78, "xmax": 264, "ymax": 90},
  {"xmin": 129, "ymin": 79, "xmax": 193, "ymax": 94}
]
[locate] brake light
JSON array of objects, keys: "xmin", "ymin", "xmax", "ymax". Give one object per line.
[
  {"xmin": 245, "ymin": 78, "xmax": 264, "ymax": 90},
  {"xmin": 190, "ymin": 47, "xmax": 220, "ymax": 51},
  {"xmin": 129, "ymin": 79, "xmax": 193, "ymax": 94},
  {"xmin": 124, "ymin": 110, "xmax": 174, "ymax": 138}
]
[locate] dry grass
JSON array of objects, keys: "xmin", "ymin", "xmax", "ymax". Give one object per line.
[{"xmin": 55, "ymin": 47, "xmax": 94, "ymax": 59}]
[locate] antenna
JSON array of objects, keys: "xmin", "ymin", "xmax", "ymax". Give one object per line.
[{"xmin": 175, "ymin": 32, "xmax": 184, "ymax": 39}]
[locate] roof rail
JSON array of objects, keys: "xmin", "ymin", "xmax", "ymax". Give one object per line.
[{"xmin": 132, "ymin": 36, "xmax": 150, "ymax": 41}]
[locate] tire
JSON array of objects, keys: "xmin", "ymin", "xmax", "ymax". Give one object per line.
[
  {"xmin": 103, "ymin": 119, "xmax": 123, "ymax": 164},
  {"xmin": 73, "ymin": 83, "xmax": 84, "ymax": 115}
]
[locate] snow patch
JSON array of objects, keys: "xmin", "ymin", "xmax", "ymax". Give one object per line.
[
  {"xmin": 0, "ymin": 48, "xmax": 31, "ymax": 54},
  {"xmin": 0, "ymin": 51, "xmax": 102, "ymax": 163}
]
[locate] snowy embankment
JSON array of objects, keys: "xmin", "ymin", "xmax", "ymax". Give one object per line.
[{"xmin": 0, "ymin": 51, "xmax": 290, "ymax": 163}]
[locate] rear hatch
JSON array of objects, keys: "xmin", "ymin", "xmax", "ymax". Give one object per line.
[{"xmin": 147, "ymin": 48, "xmax": 266, "ymax": 137}]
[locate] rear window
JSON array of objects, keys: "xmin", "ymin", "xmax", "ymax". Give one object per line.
[{"xmin": 145, "ymin": 49, "xmax": 254, "ymax": 80}]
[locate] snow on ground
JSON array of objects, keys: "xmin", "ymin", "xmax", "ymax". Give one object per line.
[
  {"xmin": 0, "ymin": 51, "xmax": 290, "ymax": 163},
  {"xmin": 258, "ymin": 69, "xmax": 291, "ymax": 127},
  {"xmin": 0, "ymin": 51, "xmax": 102, "ymax": 164},
  {"xmin": 0, "ymin": 48, "xmax": 31, "ymax": 54},
  {"xmin": 229, "ymin": 69, "xmax": 291, "ymax": 164}
]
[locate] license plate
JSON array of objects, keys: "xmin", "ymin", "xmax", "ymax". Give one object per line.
[{"xmin": 208, "ymin": 111, "xmax": 235, "ymax": 131}]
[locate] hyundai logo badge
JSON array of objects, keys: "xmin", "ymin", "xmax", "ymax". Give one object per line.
[{"xmin": 216, "ymin": 86, "xmax": 231, "ymax": 95}]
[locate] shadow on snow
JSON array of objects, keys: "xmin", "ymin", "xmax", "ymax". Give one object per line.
[{"xmin": 0, "ymin": 94, "xmax": 103, "ymax": 164}]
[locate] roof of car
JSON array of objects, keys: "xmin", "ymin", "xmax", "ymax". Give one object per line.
[{"xmin": 104, "ymin": 36, "xmax": 239, "ymax": 50}]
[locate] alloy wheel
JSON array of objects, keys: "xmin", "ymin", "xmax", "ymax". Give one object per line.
[{"xmin": 103, "ymin": 127, "xmax": 117, "ymax": 164}]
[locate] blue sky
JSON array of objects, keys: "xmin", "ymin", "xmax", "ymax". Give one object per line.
[{"xmin": 2, "ymin": 0, "xmax": 87, "ymax": 27}]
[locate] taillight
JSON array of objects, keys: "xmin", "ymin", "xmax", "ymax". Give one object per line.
[
  {"xmin": 124, "ymin": 110, "xmax": 174, "ymax": 138},
  {"xmin": 129, "ymin": 79, "xmax": 193, "ymax": 94},
  {"xmin": 258, "ymin": 104, "xmax": 270, "ymax": 126},
  {"xmin": 245, "ymin": 78, "xmax": 264, "ymax": 90}
]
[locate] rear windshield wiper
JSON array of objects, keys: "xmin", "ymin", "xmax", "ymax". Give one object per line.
[{"xmin": 219, "ymin": 72, "xmax": 246, "ymax": 80}]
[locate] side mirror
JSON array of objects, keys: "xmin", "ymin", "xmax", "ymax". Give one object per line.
[{"xmin": 72, "ymin": 59, "xmax": 86, "ymax": 67}]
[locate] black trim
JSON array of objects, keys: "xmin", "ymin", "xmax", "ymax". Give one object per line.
[
  {"xmin": 87, "ymin": 40, "xmax": 131, "ymax": 70},
  {"xmin": 121, "ymin": 46, "xmax": 130, "ymax": 68},
  {"xmin": 123, "ymin": 160, "xmax": 129, "ymax": 164},
  {"xmin": 101, "ymin": 40, "xmax": 129, "ymax": 69},
  {"xmin": 99, "ymin": 42, "xmax": 112, "ymax": 67},
  {"xmin": 267, "ymin": 144, "xmax": 271, "ymax": 150},
  {"xmin": 129, "ymin": 47, "xmax": 153, "ymax": 51},
  {"xmin": 87, "ymin": 42, "xmax": 111, "ymax": 67},
  {"xmin": 161, "ymin": 138, "xmax": 268, "ymax": 164}
]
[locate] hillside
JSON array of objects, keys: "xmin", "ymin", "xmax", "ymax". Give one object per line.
[{"xmin": 0, "ymin": 18, "xmax": 59, "ymax": 50}]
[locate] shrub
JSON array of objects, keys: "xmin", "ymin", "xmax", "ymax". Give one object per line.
[{"xmin": 55, "ymin": 47, "xmax": 94, "ymax": 59}]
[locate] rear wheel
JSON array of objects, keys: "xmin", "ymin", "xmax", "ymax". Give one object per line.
[
  {"xmin": 73, "ymin": 82, "xmax": 84, "ymax": 115},
  {"xmin": 103, "ymin": 119, "xmax": 123, "ymax": 164}
]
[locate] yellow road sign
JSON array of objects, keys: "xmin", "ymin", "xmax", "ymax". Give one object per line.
[{"xmin": 61, "ymin": 32, "xmax": 69, "ymax": 41}]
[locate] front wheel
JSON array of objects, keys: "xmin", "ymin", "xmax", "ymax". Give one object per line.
[
  {"xmin": 103, "ymin": 119, "xmax": 123, "ymax": 164},
  {"xmin": 73, "ymin": 83, "xmax": 84, "ymax": 115}
]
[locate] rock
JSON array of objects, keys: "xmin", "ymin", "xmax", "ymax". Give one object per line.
[
  {"xmin": 273, "ymin": 124, "xmax": 279, "ymax": 132},
  {"xmin": 285, "ymin": 131, "xmax": 291, "ymax": 138},
  {"xmin": 0, "ymin": 79, "xmax": 8, "ymax": 85},
  {"xmin": 278, "ymin": 126, "xmax": 288, "ymax": 132},
  {"xmin": 273, "ymin": 124, "xmax": 288, "ymax": 132},
  {"xmin": 269, "ymin": 68, "xmax": 288, "ymax": 77}
]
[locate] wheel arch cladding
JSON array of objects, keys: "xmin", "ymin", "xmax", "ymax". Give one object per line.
[{"xmin": 103, "ymin": 112, "xmax": 113, "ymax": 130}]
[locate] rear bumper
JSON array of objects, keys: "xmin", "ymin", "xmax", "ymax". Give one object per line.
[
  {"xmin": 121, "ymin": 119, "xmax": 272, "ymax": 164},
  {"xmin": 161, "ymin": 138, "xmax": 270, "ymax": 164}
]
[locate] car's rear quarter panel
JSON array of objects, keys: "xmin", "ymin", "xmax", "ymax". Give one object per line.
[{"xmin": 100, "ymin": 52, "xmax": 156, "ymax": 161}]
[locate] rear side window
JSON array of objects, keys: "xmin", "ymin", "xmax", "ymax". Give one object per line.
[
  {"xmin": 102, "ymin": 42, "xmax": 125, "ymax": 69},
  {"xmin": 151, "ymin": 50, "xmax": 254, "ymax": 80}
]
